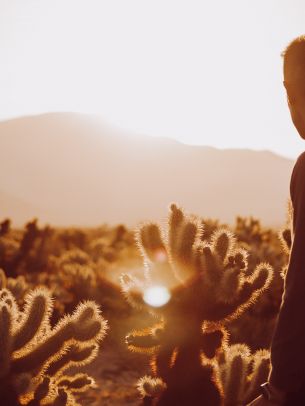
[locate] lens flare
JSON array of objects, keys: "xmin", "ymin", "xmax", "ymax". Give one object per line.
[
  {"xmin": 143, "ymin": 286, "xmax": 171, "ymax": 307},
  {"xmin": 154, "ymin": 249, "xmax": 167, "ymax": 263}
]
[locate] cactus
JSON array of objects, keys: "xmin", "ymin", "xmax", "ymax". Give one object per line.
[
  {"xmin": 42, "ymin": 249, "xmax": 98, "ymax": 314},
  {"xmin": 0, "ymin": 268, "xmax": 29, "ymax": 303},
  {"xmin": 0, "ymin": 233, "xmax": 20, "ymax": 273},
  {"xmin": 0, "ymin": 218, "xmax": 11, "ymax": 236},
  {"xmin": 122, "ymin": 204, "xmax": 273, "ymax": 405},
  {"xmin": 216, "ymin": 344, "xmax": 270, "ymax": 406},
  {"xmin": 279, "ymin": 228, "xmax": 292, "ymax": 255},
  {"xmin": 278, "ymin": 199, "xmax": 293, "ymax": 278},
  {"xmin": 56, "ymin": 248, "xmax": 92, "ymax": 268},
  {"xmin": 0, "ymin": 286, "xmax": 107, "ymax": 405},
  {"xmin": 0, "ymin": 219, "xmax": 44, "ymax": 278},
  {"xmin": 278, "ymin": 227, "xmax": 292, "ymax": 278},
  {"xmin": 59, "ymin": 263, "xmax": 97, "ymax": 310}
]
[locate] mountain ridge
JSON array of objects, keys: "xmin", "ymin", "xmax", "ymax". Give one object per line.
[{"xmin": 0, "ymin": 113, "xmax": 294, "ymax": 227}]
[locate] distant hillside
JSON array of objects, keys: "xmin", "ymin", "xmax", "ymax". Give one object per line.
[{"xmin": 0, "ymin": 113, "xmax": 295, "ymax": 227}]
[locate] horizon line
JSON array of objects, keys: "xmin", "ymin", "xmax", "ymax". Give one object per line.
[{"xmin": 0, "ymin": 110, "xmax": 300, "ymax": 161}]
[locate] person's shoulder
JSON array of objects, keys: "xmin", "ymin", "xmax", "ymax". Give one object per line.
[
  {"xmin": 291, "ymin": 151, "xmax": 305, "ymax": 197},
  {"xmin": 293, "ymin": 151, "xmax": 305, "ymax": 174},
  {"xmin": 296, "ymin": 151, "xmax": 305, "ymax": 164}
]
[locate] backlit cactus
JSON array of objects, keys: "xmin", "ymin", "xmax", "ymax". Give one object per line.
[
  {"xmin": 0, "ymin": 286, "xmax": 107, "ymax": 405},
  {"xmin": 216, "ymin": 344, "xmax": 270, "ymax": 406},
  {"xmin": 0, "ymin": 219, "xmax": 52, "ymax": 278},
  {"xmin": 279, "ymin": 228, "xmax": 292, "ymax": 255},
  {"xmin": 122, "ymin": 204, "xmax": 273, "ymax": 405},
  {"xmin": 278, "ymin": 198, "xmax": 293, "ymax": 278},
  {"xmin": 278, "ymin": 226, "xmax": 292, "ymax": 279},
  {"xmin": 0, "ymin": 268, "xmax": 29, "ymax": 303}
]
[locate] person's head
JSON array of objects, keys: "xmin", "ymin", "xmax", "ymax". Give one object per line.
[{"xmin": 283, "ymin": 36, "xmax": 305, "ymax": 139}]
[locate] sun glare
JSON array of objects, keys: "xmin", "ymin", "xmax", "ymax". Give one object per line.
[
  {"xmin": 2, "ymin": 1, "xmax": 304, "ymax": 158},
  {"xmin": 143, "ymin": 286, "xmax": 171, "ymax": 307}
]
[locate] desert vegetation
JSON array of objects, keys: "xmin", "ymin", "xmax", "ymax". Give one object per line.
[{"xmin": 0, "ymin": 204, "xmax": 290, "ymax": 405}]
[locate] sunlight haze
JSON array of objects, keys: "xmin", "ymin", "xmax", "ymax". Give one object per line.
[{"xmin": 1, "ymin": 0, "xmax": 305, "ymax": 158}]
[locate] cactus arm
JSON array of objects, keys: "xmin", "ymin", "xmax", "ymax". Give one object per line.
[
  {"xmin": 13, "ymin": 288, "xmax": 52, "ymax": 351},
  {"xmin": 137, "ymin": 224, "xmax": 166, "ymax": 263},
  {"xmin": 243, "ymin": 350, "xmax": 270, "ymax": 404},
  {"xmin": 57, "ymin": 373, "xmax": 94, "ymax": 393},
  {"xmin": 0, "ymin": 303, "xmax": 13, "ymax": 378},
  {"xmin": 12, "ymin": 303, "xmax": 106, "ymax": 374},
  {"xmin": 279, "ymin": 228, "xmax": 292, "ymax": 255},
  {"xmin": 12, "ymin": 320, "xmax": 101, "ymax": 374},
  {"xmin": 175, "ymin": 221, "xmax": 197, "ymax": 265},
  {"xmin": 50, "ymin": 388, "xmax": 68, "ymax": 406},
  {"xmin": 167, "ymin": 204, "xmax": 184, "ymax": 257},
  {"xmin": 126, "ymin": 332, "xmax": 161, "ymax": 352},
  {"xmin": 152, "ymin": 345, "xmax": 177, "ymax": 380},
  {"xmin": 210, "ymin": 229, "xmax": 235, "ymax": 263},
  {"xmin": 137, "ymin": 375, "xmax": 167, "ymax": 398},
  {"xmin": 0, "ymin": 269, "xmax": 7, "ymax": 289},
  {"xmin": 45, "ymin": 344, "xmax": 98, "ymax": 377},
  {"xmin": 220, "ymin": 345, "xmax": 250, "ymax": 406},
  {"xmin": 120, "ymin": 274, "xmax": 146, "ymax": 309},
  {"xmin": 223, "ymin": 354, "xmax": 247, "ymax": 406},
  {"xmin": 208, "ymin": 263, "xmax": 273, "ymax": 322},
  {"xmin": 26, "ymin": 377, "xmax": 51, "ymax": 406}
]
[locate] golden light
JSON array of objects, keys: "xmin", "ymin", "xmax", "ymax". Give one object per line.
[
  {"xmin": 1, "ymin": 1, "xmax": 302, "ymax": 158},
  {"xmin": 143, "ymin": 286, "xmax": 171, "ymax": 307}
]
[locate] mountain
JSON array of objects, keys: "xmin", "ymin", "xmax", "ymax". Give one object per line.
[{"xmin": 0, "ymin": 113, "xmax": 295, "ymax": 227}]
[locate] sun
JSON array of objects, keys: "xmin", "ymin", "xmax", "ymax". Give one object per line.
[{"xmin": 143, "ymin": 286, "xmax": 171, "ymax": 307}]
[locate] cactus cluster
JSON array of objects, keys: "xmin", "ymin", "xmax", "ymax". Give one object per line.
[
  {"xmin": 121, "ymin": 204, "xmax": 273, "ymax": 405},
  {"xmin": 0, "ymin": 285, "xmax": 107, "ymax": 405},
  {"xmin": 0, "ymin": 219, "xmax": 52, "ymax": 278},
  {"xmin": 0, "ymin": 208, "xmax": 284, "ymax": 405},
  {"xmin": 50, "ymin": 249, "xmax": 97, "ymax": 308},
  {"xmin": 216, "ymin": 344, "xmax": 270, "ymax": 405}
]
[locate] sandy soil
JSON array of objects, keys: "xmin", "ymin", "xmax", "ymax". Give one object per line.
[{"xmin": 76, "ymin": 313, "xmax": 153, "ymax": 406}]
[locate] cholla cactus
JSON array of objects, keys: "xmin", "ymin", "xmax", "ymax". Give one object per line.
[
  {"xmin": 137, "ymin": 376, "xmax": 167, "ymax": 405},
  {"xmin": 0, "ymin": 218, "xmax": 11, "ymax": 236},
  {"xmin": 278, "ymin": 227, "xmax": 292, "ymax": 277},
  {"xmin": 216, "ymin": 344, "xmax": 270, "ymax": 406},
  {"xmin": 0, "ymin": 234, "xmax": 20, "ymax": 272},
  {"xmin": 0, "ymin": 219, "xmax": 52, "ymax": 278},
  {"xmin": 46, "ymin": 250, "xmax": 97, "ymax": 311},
  {"xmin": 58, "ymin": 263, "xmax": 97, "ymax": 303},
  {"xmin": 55, "ymin": 248, "xmax": 93, "ymax": 269},
  {"xmin": 279, "ymin": 198, "xmax": 292, "ymax": 258},
  {"xmin": 0, "ymin": 269, "xmax": 29, "ymax": 303},
  {"xmin": 279, "ymin": 198, "xmax": 293, "ymax": 278},
  {"xmin": 279, "ymin": 228, "xmax": 292, "ymax": 255},
  {"xmin": 0, "ymin": 286, "xmax": 107, "ymax": 405},
  {"xmin": 122, "ymin": 204, "xmax": 273, "ymax": 405}
]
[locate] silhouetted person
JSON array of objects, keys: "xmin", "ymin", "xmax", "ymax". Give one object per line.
[{"xmin": 247, "ymin": 36, "xmax": 305, "ymax": 406}]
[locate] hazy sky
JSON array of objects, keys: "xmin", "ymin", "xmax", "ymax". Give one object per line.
[{"xmin": 1, "ymin": 0, "xmax": 305, "ymax": 158}]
